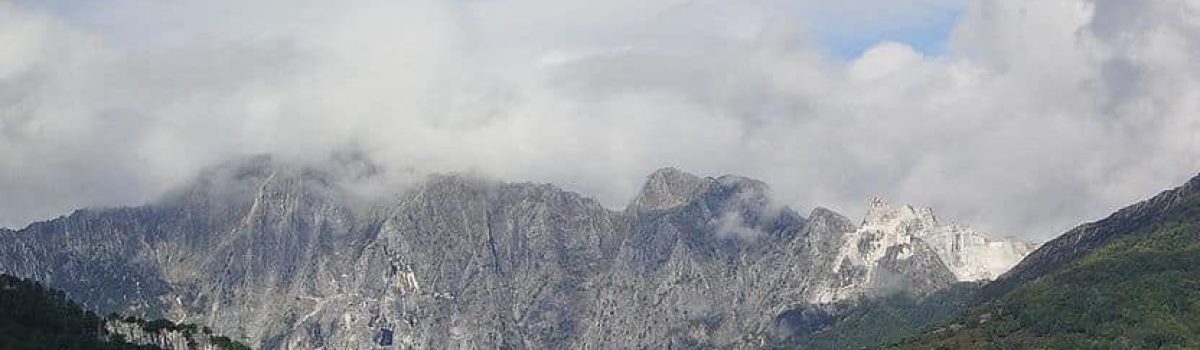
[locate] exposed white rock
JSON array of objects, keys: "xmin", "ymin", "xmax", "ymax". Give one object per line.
[
  {"xmin": 920, "ymin": 224, "xmax": 1037, "ymax": 282},
  {"xmin": 812, "ymin": 197, "xmax": 1036, "ymax": 303},
  {"xmin": 847, "ymin": 197, "xmax": 1035, "ymax": 282}
]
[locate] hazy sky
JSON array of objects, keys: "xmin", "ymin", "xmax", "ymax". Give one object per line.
[{"xmin": 1, "ymin": 0, "xmax": 1198, "ymax": 241}]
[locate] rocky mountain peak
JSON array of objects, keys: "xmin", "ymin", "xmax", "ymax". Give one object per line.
[
  {"xmin": 704, "ymin": 175, "xmax": 772, "ymax": 209},
  {"xmin": 852, "ymin": 197, "xmax": 1035, "ymax": 282},
  {"xmin": 0, "ymin": 161, "xmax": 1042, "ymax": 349},
  {"xmin": 807, "ymin": 207, "xmax": 856, "ymax": 232},
  {"xmin": 861, "ymin": 197, "xmax": 938, "ymax": 236},
  {"xmin": 628, "ymin": 167, "xmax": 709, "ymax": 213}
]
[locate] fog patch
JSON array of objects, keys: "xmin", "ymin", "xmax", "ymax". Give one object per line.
[{"xmin": 1, "ymin": 0, "xmax": 1198, "ymax": 242}]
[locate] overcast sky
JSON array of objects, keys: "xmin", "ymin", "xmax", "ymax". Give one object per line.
[{"xmin": 1, "ymin": 0, "xmax": 1198, "ymax": 240}]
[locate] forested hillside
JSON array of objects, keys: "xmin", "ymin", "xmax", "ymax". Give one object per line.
[
  {"xmin": 892, "ymin": 174, "xmax": 1200, "ymax": 349},
  {"xmin": 0, "ymin": 274, "xmax": 250, "ymax": 350}
]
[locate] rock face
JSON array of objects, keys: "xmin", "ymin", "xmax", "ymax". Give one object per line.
[
  {"xmin": 811, "ymin": 198, "xmax": 1032, "ymax": 303},
  {"xmin": 627, "ymin": 167, "xmax": 709, "ymax": 214},
  {"xmin": 846, "ymin": 198, "xmax": 1036, "ymax": 283},
  {"xmin": 0, "ymin": 158, "xmax": 1035, "ymax": 349},
  {"xmin": 920, "ymin": 224, "xmax": 1036, "ymax": 282}
]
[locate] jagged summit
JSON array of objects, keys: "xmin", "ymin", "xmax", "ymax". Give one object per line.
[
  {"xmin": 646, "ymin": 166, "xmax": 695, "ymax": 181},
  {"xmin": 704, "ymin": 175, "xmax": 774, "ymax": 211},
  {"xmin": 812, "ymin": 196, "xmax": 1034, "ymax": 302},
  {"xmin": 0, "ymin": 161, "xmax": 1042, "ymax": 349},
  {"xmin": 628, "ymin": 168, "xmax": 774, "ymax": 216},
  {"xmin": 627, "ymin": 169, "xmax": 799, "ymax": 243},
  {"xmin": 628, "ymin": 167, "xmax": 708, "ymax": 213},
  {"xmin": 808, "ymin": 207, "xmax": 851, "ymax": 224},
  {"xmin": 714, "ymin": 174, "xmax": 769, "ymax": 189},
  {"xmin": 850, "ymin": 197, "xmax": 1036, "ymax": 282},
  {"xmin": 861, "ymin": 197, "xmax": 938, "ymax": 235},
  {"xmin": 629, "ymin": 169, "xmax": 774, "ymax": 213}
]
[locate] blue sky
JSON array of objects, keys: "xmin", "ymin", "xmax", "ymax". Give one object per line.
[
  {"xmin": 801, "ymin": 1, "xmax": 966, "ymax": 58},
  {"xmin": 816, "ymin": 7, "xmax": 962, "ymax": 58}
]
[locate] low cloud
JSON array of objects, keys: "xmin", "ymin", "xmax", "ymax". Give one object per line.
[
  {"xmin": 1, "ymin": 0, "xmax": 1198, "ymax": 241},
  {"xmin": 713, "ymin": 211, "xmax": 764, "ymax": 242}
]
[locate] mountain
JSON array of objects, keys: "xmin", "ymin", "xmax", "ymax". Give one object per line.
[
  {"xmin": 814, "ymin": 198, "xmax": 1034, "ymax": 303},
  {"xmin": 0, "ymin": 157, "xmax": 1033, "ymax": 349},
  {"xmin": 893, "ymin": 173, "xmax": 1200, "ymax": 348},
  {"xmin": 0, "ymin": 273, "xmax": 249, "ymax": 350}
]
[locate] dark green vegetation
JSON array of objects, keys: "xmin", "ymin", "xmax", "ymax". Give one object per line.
[
  {"xmin": 209, "ymin": 336, "xmax": 252, "ymax": 350},
  {"xmin": 0, "ymin": 274, "xmax": 251, "ymax": 350},
  {"xmin": 771, "ymin": 282, "xmax": 982, "ymax": 349},
  {"xmin": 112, "ymin": 317, "xmax": 251, "ymax": 350},
  {"xmin": 891, "ymin": 174, "xmax": 1200, "ymax": 349},
  {"xmin": 0, "ymin": 273, "xmax": 151, "ymax": 350}
]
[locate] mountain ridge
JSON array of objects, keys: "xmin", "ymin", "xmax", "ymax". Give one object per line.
[
  {"xmin": 0, "ymin": 157, "xmax": 1034, "ymax": 349},
  {"xmin": 984, "ymin": 172, "xmax": 1200, "ymax": 299},
  {"xmin": 893, "ymin": 171, "xmax": 1200, "ymax": 349}
]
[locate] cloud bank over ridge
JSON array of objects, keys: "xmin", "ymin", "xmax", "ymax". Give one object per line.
[{"xmin": 1, "ymin": 0, "xmax": 1198, "ymax": 240}]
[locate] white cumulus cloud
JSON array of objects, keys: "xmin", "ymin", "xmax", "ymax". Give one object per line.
[{"xmin": 0, "ymin": 0, "xmax": 1198, "ymax": 241}]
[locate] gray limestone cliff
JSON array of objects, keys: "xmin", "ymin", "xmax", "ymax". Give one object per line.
[{"xmin": 0, "ymin": 158, "xmax": 1018, "ymax": 349}]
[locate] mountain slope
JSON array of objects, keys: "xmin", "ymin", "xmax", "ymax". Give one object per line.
[
  {"xmin": 769, "ymin": 281, "xmax": 983, "ymax": 350},
  {"xmin": 0, "ymin": 157, "xmax": 1032, "ymax": 349},
  {"xmin": 893, "ymin": 173, "xmax": 1200, "ymax": 349}
]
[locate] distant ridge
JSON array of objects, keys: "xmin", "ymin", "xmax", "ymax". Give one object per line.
[
  {"xmin": 0, "ymin": 158, "xmax": 1034, "ymax": 349},
  {"xmin": 895, "ymin": 172, "xmax": 1200, "ymax": 348}
]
